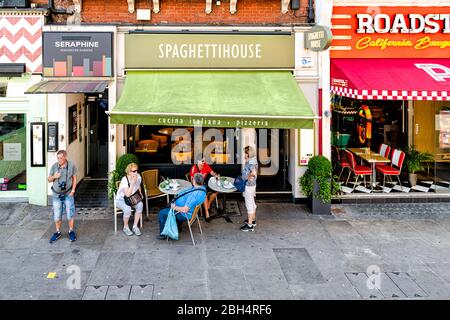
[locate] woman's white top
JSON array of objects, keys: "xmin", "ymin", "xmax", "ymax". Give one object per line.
[{"xmin": 116, "ymin": 174, "xmax": 142, "ymax": 200}]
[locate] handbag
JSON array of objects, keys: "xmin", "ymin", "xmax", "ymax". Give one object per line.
[
  {"xmin": 124, "ymin": 176, "xmax": 144, "ymax": 206},
  {"xmin": 161, "ymin": 208, "xmax": 179, "ymax": 240},
  {"xmin": 233, "ymin": 174, "xmax": 247, "ymax": 192}
]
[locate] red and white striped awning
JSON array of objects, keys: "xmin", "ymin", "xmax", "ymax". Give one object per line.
[{"xmin": 331, "ymin": 59, "xmax": 450, "ymax": 101}]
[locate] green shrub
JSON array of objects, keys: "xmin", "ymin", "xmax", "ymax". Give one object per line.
[
  {"xmin": 108, "ymin": 153, "xmax": 139, "ymax": 200},
  {"xmin": 299, "ymin": 155, "xmax": 340, "ymax": 203}
]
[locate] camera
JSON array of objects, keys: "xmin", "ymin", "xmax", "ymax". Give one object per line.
[{"xmin": 58, "ymin": 181, "xmax": 66, "ymax": 192}]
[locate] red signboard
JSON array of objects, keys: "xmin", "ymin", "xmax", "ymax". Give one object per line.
[{"xmin": 331, "ymin": 6, "xmax": 450, "ymax": 58}]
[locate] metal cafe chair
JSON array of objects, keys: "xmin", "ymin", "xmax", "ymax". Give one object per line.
[
  {"xmin": 332, "ymin": 145, "xmax": 350, "ymax": 182},
  {"xmin": 375, "ymin": 148, "xmax": 405, "ymax": 191},
  {"xmin": 345, "ymin": 150, "xmax": 372, "ymax": 191},
  {"xmin": 375, "ymin": 143, "xmax": 392, "ymax": 180},
  {"xmin": 113, "ymin": 181, "xmax": 142, "ymax": 233},
  {"xmin": 185, "ymin": 172, "xmax": 218, "ymax": 217},
  {"xmin": 378, "ymin": 143, "xmax": 392, "ymax": 159},
  {"xmin": 167, "ymin": 205, "xmax": 203, "ymax": 246},
  {"xmin": 142, "ymin": 169, "xmax": 170, "ymax": 217}
]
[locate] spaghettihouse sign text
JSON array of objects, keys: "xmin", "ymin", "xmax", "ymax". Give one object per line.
[{"xmin": 125, "ymin": 33, "xmax": 294, "ymax": 69}]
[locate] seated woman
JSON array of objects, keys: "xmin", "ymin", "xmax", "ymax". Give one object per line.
[
  {"xmin": 115, "ymin": 163, "xmax": 144, "ymax": 236},
  {"xmin": 189, "ymin": 157, "xmax": 218, "ymax": 222}
]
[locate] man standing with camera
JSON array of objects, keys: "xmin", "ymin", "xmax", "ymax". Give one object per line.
[{"xmin": 48, "ymin": 150, "xmax": 77, "ymax": 243}]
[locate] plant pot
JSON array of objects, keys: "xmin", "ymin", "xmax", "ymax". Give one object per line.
[
  {"xmin": 308, "ymin": 179, "xmax": 331, "ymax": 215},
  {"xmin": 409, "ymin": 173, "xmax": 418, "ymax": 187}
]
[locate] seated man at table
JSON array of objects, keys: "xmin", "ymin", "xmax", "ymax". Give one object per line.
[
  {"xmin": 189, "ymin": 157, "xmax": 218, "ymax": 222},
  {"xmin": 157, "ymin": 173, "xmax": 207, "ymax": 240}
]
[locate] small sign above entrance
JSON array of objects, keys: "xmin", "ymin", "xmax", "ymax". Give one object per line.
[{"xmin": 304, "ymin": 25, "xmax": 332, "ymax": 52}]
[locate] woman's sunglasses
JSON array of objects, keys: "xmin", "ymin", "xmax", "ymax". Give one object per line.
[{"xmin": 131, "ymin": 170, "xmax": 138, "ymax": 173}]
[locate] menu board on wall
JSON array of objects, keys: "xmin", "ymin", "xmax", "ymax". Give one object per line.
[
  {"xmin": 68, "ymin": 104, "xmax": 78, "ymax": 144},
  {"xmin": 30, "ymin": 122, "xmax": 45, "ymax": 167},
  {"xmin": 47, "ymin": 122, "xmax": 58, "ymax": 152},
  {"xmin": 299, "ymin": 128, "xmax": 314, "ymax": 166}
]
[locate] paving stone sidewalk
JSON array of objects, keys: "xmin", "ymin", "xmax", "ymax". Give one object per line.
[{"xmin": 0, "ymin": 201, "xmax": 449, "ymax": 300}]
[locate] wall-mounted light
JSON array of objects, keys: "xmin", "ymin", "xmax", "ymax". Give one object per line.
[
  {"xmin": 127, "ymin": 0, "xmax": 135, "ymax": 13},
  {"xmin": 205, "ymin": 0, "xmax": 212, "ymax": 14},
  {"xmin": 281, "ymin": 0, "xmax": 290, "ymax": 14},
  {"xmin": 153, "ymin": 0, "xmax": 160, "ymax": 13},
  {"xmin": 230, "ymin": 0, "xmax": 237, "ymax": 14},
  {"xmin": 73, "ymin": 0, "xmax": 82, "ymax": 13}
]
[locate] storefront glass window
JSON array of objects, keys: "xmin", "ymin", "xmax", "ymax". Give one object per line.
[
  {"xmin": 0, "ymin": 83, "xmax": 7, "ymax": 97},
  {"xmin": 434, "ymin": 103, "xmax": 450, "ymax": 193},
  {"xmin": 127, "ymin": 125, "xmax": 238, "ymax": 165},
  {"xmin": 0, "ymin": 113, "xmax": 26, "ymax": 191},
  {"xmin": 331, "ymin": 95, "xmax": 406, "ymax": 151},
  {"xmin": 126, "ymin": 125, "xmax": 290, "ymax": 191}
]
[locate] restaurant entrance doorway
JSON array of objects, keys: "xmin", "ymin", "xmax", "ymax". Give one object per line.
[{"xmin": 86, "ymin": 92, "xmax": 109, "ymax": 178}]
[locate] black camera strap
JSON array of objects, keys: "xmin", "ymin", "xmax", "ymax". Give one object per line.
[
  {"xmin": 51, "ymin": 164, "xmax": 69, "ymax": 195},
  {"xmin": 170, "ymin": 187, "xmax": 207, "ymax": 204}
]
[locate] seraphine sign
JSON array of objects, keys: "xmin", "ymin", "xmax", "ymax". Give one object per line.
[{"xmin": 125, "ymin": 33, "xmax": 295, "ymax": 69}]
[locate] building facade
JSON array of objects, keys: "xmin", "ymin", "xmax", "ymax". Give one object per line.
[
  {"xmin": 0, "ymin": 7, "xmax": 47, "ymax": 205},
  {"xmin": 329, "ymin": 0, "xmax": 450, "ymax": 198},
  {"xmin": 1, "ymin": 0, "xmax": 325, "ymax": 204}
]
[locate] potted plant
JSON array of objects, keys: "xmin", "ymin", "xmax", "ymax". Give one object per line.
[
  {"xmin": 108, "ymin": 153, "xmax": 139, "ymax": 199},
  {"xmin": 299, "ymin": 155, "xmax": 340, "ymax": 215},
  {"xmin": 403, "ymin": 146, "xmax": 433, "ymax": 187}
]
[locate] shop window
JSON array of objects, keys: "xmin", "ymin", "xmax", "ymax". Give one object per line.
[
  {"xmin": 331, "ymin": 95, "xmax": 406, "ymax": 152},
  {"xmin": 127, "ymin": 125, "xmax": 238, "ymax": 165},
  {"xmin": 0, "ymin": 83, "xmax": 7, "ymax": 97},
  {"xmin": 0, "ymin": 113, "xmax": 26, "ymax": 191},
  {"xmin": 127, "ymin": 125, "xmax": 285, "ymax": 176},
  {"xmin": 434, "ymin": 103, "xmax": 450, "ymax": 191}
]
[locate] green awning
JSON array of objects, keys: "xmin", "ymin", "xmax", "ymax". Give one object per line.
[{"xmin": 108, "ymin": 71, "xmax": 316, "ymax": 129}]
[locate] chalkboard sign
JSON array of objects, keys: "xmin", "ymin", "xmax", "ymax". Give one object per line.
[
  {"xmin": 68, "ymin": 104, "xmax": 78, "ymax": 144},
  {"xmin": 47, "ymin": 122, "xmax": 58, "ymax": 152}
]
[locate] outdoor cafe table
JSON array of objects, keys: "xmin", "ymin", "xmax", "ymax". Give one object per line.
[
  {"xmin": 158, "ymin": 179, "xmax": 192, "ymax": 196},
  {"xmin": 208, "ymin": 176, "xmax": 237, "ymax": 223},
  {"xmin": 348, "ymin": 148, "xmax": 390, "ymax": 191}
]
